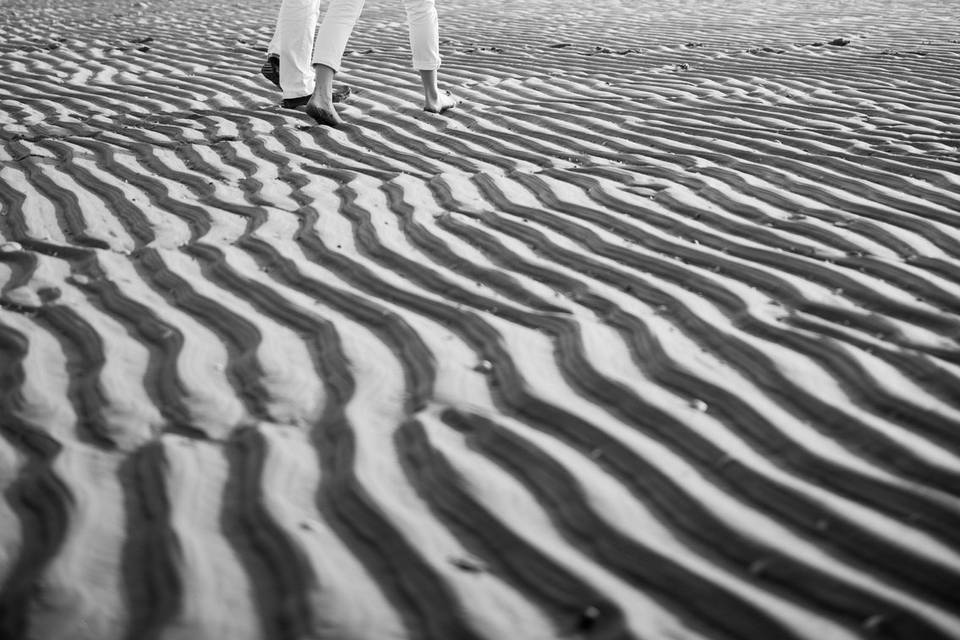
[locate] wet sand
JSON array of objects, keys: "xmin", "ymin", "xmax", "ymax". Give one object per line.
[{"xmin": 1, "ymin": 0, "xmax": 960, "ymax": 638}]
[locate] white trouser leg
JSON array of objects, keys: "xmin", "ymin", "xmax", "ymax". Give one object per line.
[
  {"xmin": 275, "ymin": 0, "xmax": 322, "ymax": 98},
  {"xmin": 402, "ymin": 0, "xmax": 440, "ymax": 70},
  {"xmin": 311, "ymin": 0, "xmax": 366, "ymax": 73}
]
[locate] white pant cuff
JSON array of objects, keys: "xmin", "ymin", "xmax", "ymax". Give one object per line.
[{"xmin": 311, "ymin": 58, "xmax": 341, "ymax": 74}]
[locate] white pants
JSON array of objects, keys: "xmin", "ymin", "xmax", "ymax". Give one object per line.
[{"xmin": 267, "ymin": 0, "xmax": 441, "ymax": 99}]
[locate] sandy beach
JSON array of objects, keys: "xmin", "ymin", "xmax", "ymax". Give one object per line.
[{"xmin": 1, "ymin": 0, "xmax": 960, "ymax": 638}]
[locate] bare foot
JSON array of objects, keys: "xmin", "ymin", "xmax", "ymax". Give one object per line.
[
  {"xmin": 305, "ymin": 99, "xmax": 342, "ymax": 127},
  {"xmin": 424, "ymin": 90, "xmax": 460, "ymax": 114}
]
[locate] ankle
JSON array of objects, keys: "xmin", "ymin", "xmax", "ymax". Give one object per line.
[{"xmin": 419, "ymin": 69, "xmax": 441, "ymax": 101}]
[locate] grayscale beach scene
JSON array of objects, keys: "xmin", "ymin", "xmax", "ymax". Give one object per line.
[{"xmin": 1, "ymin": 0, "xmax": 959, "ymax": 638}]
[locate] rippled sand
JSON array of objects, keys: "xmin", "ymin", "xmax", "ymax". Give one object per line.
[{"xmin": 1, "ymin": 0, "xmax": 960, "ymax": 638}]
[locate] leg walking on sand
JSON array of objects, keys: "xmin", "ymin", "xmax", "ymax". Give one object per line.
[
  {"xmin": 304, "ymin": 0, "xmax": 366, "ymax": 126},
  {"xmin": 306, "ymin": 0, "xmax": 460, "ymax": 124},
  {"xmin": 403, "ymin": 0, "xmax": 459, "ymax": 113},
  {"xmin": 265, "ymin": 0, "xmax": 351, "ymax": 107},
  {"xmin": 267, "ymin": 0, "xmax": 323, "ymax": 101},
  {"xmin": 266, "ymin": 0, "xmax": 460, "ymax": 125}
]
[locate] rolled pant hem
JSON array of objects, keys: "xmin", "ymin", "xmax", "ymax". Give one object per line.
[{"xmin": 311, "ymin": 59, "xmax": 342, "ymax": 74}]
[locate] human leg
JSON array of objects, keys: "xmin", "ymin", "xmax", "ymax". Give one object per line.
[
  {"xmin": 305, "ymin": 0, "xmax": 365, "ymax": 125},
  {"xmin": 402, "ymin": 0, "xmax": 459, "ymax": 112},
  {"xmin": 419, "ymin": 70, "xmax": 458, "ymax": 113},
  {"xmin": 274, "ymin": 0, "xmax": 323, "ymax": 99},
  {"xmin": 305, "ymin": 65, "xmax": 343, "ymax": 126},
  {"xmin": 263, "ymin": 9, "xmax": 351, "ymax": 107},
  {"xmin": 310, "ymin": 0, "xmax": 366, "ymax": 73},
  {"xmin": 403, "ymin": 0, "xmax": 440, "ymax": 71}
]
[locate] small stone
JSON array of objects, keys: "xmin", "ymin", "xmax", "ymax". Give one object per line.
[
  {"xmin": 449, "ymin": 556, "xmax": 486, "ymax": 573},
  {"xmin": 0, "ymin": 242, "xmax": 22, "ymax": 252},
  {"xmin": 862, "ymin": 614, "xmax": 888, "ymax": 633},
  {"xmin": 37, "ymin": 286, "xmax": 60, "ymax": 303},
  {"xmin": 748, "ymin": 558, "xmax": 770, "ymax": 576},
  {"xmin": 690, "ymin": 399, "xmax": 708, "ymax": 412},
  {"xmin": 474, "ymin": 360, "xmax": 493, "ymax": 374},
  {"xmin": 577, "ymin": 606, "xmax": 601, "ymax": 630}
]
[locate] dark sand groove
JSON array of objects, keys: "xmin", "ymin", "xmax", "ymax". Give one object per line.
[
  {"xmin": 0, "ymin": 69, "xmax": 188, "ymax": 118},
  {"xmin": 67, "ymin": 138, "xmax": 213, "ymax": 240},
  {"xmin": 436, "ymin": 172, "xmax": 960, "ymax": 448},
  {"xmin": 535, "ymin": 171, "xmax": 960, "ymax": 348},
  {"xmin": 0, "ymin": 324, "xmax": 71, "ymax": 640},
  {"xmin": 483, "ymin": 202, "xmax": 960, "ymax": 491},
  {"xmin": 4, "ymin": 145, "xmax": 110, "ymax": 249},
  {"xmin": 536, "ymin": 321, "xmax": 960, "ymax": 604},
  {"xmin": 3, "ymin": 0, "xmax": 960, "ymax": 638},
  {"xmin": 434, "ymin": 410, "xmax": 947, "ymax": 640},
  {"xmin": 294, "ymin": 171, "xmax": 960, "ymax": 607},
  {"xmin": 462, "ymin": 335, "xmax": 954, "ymax": 635},
  {"xmin": 222, "ymin": 428, "xmax": 319, "ymax": 640},
  {"xmin": 70, "ymin": 267, "xmax": 195, "ymax": 435},
  {"xmin": 226, "ymin": 240, "xmax": 515, "ymax": 638},
  {"xmin": 118, "ymin": 443, "xmax": 182, "ymax": 640},
  {"xmin": 430, "ymin": 182, "xmax": 950, "ymax": 624},
  {"xmin": 397, "ymin": 419, "xmax": 635, "ymax": 640},
  {"xmin": 32, "ymin": 304, "xmax": 115, "ymax": 447},
  {"xmin": 135, "ymin": 248, "xmax": 273, "ymax": 423},
  {"xmin": 433, "ymin": 209, "xmax": 960, "ymax": 522},
  {"xmin": 0, "ymin": 441, "xmax": 72, "ymax": 640},
  {"xmin": 403, "ymin": 415, "xmax": 804, "ymax": 640},
  {"xmin": 36, "ymin": 140, "xmax": 156, "ymax": 247},
  {"xmin": 381, "ymin": 182, "xmax": 570, "ymax": 313}
]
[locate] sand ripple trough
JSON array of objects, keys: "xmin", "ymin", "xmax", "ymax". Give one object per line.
[{"xmin": 2, "ymin": 0, "xmax": 960, "ymax": 638}]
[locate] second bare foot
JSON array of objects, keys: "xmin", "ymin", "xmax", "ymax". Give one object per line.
[{"xmin": 424, "ymin": 90, "xmax": 461, "ymax": 114}]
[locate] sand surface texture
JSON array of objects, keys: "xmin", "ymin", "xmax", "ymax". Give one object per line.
[{"xmin": 2, "ymin": 0, "xmax": 960, "ymax": 638}]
